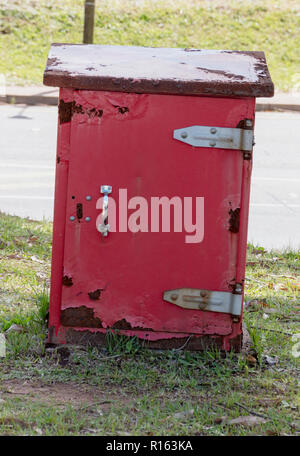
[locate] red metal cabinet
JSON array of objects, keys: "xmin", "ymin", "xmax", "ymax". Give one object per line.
[{"xmin": 44, "ymin": 44, "xmax": 273, "ymax": 351}]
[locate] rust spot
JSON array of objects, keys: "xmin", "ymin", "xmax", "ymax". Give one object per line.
[
  {"xmin": 57, "ymin": 155, "xmax": 60, "ymax": 164},
  {"xmin": 58, "ymin": 99, "xmax": 74, "ymax": 124},
  {"xmin": 73, "ymin": 104, "xmax": 103, "ymax": 118},
  {"xmin": 88, "ymin": 107, "xmax": 103, "ymax": 117},
  {"xmin": 111, "ymin": 318, "xmax": 153, "ymax": 331},
  {"xmin": 88, "ymin": 289, "xmax": 102, "ymax": 300},
  {"xmin": 76, "ymin": 203, "xmax": 83, "ymax": 220},
  {"xmin": 72, "ymin": 103, "xmax": 84, "ymax": 115},
  {"xmin": 228, "ymin": 208, "xmax": 240, "ymax": 233},
  {"xmin": 196, "ymin": 67, "xmax": 245, "ymax": 81},
  {"xmin": 113, "ymin": 105, "xmax": 129, "ymax": 114},
  {"xmin": 63, "ymin": 329, "xmax": 243, "ymax": 352},
  {"xmin": 60, "ymin": 306, "xmax": 103, "ymax": 328},
  {"xmin": 62, "ymin": 275, "xmax": 73, "ymax": 287},
  {"xmin": 112, "ymin": 318, "xmax": 132, "ymax": 330},
  {"xmin": 227, "ymin": 279, "xmax": 237, "ymax": 292},
  {"xmin": 59, "ymin": 101, "xmax": 103, "ymax": 123}
]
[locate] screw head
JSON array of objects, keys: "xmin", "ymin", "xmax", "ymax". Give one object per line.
[
  {"xmin": 86, "ymin": 195, "xmax": 92, "ymax": 201},
  {"xmin": 210, "ymin": 127, "xmax": 217, "ymax": 134},
  {"xmin": 209, "ymin": 140, "xmax": 216, "ymax": 147},
  {"xmin": 171, "ymin": 294, "xmax": 178, "ymax": 301},
  {"xmin": 181, "ymin": 131, "xmax": 188, "ymax": 139},
  {"xmin": 69, "ymin": 216, "xmax": 75, "ymax": 221},
  {"xmin": 85, "ymin": 217, "xmax": 91, "ymax": 222}
]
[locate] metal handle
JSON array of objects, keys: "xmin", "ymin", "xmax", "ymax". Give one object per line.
[{"xmin": 97, "ymin": 185, "xmax": 112, "ymax": 237}]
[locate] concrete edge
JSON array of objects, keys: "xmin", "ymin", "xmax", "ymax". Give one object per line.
[
  {"xmin": 0, "ymin": 94, "xmax": 58, "ymax": 106},
  {"xmin": 256, "ymin": 103, "xmax": 300, "ymax": 112}
]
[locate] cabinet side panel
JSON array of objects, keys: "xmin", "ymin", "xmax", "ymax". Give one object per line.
[{"xmin": 48, "ymin": 88, "xmax": 73, "ymax": 339}]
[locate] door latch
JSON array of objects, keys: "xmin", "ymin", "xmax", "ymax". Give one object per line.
[{"xmin": 97, "ymin": 185, "xmax": 112, "ymax": 237}]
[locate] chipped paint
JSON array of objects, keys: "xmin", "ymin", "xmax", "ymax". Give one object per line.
[
  {"xmin": 228, "ymin": 207, "xmax": 240, "ymax": 233},
  {"xmin": 88, "ymin": 289, "xmax": 102, "ymax": 300},
  {"xmin": 62, "ymin": 275, "xmax": 73, "ymax": 287},
  {"xmin": 112, "ymin": 318, "xmax": 153, "ymax": 332},
  {"xmin": 58, "ymin": 99, "xmax": 73, "ymax": 124},
  {"xmin": 48, "ymin": 85, "xmax": 258, "ymax": 352},
  {"xmin": 51, "ymin": 327, "xmax": 243, "ymax": 352},
  {"xmin": 60, "ymin": 306, "xmax": 103, "ymax": 328}
]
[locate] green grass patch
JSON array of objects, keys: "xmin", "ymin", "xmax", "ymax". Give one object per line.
[
  {"xmin": 0, "ymin": 212, "xmax": 299, "ymax": 435},
  {"xmin": 0, "ymin": 0, "xmax": 299, "ymax": 91}
]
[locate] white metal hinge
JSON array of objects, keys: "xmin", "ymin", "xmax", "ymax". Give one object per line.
[
  {"xmin": 163, "ymin": 288, "xmax": 243, "ymax": 316},
  {"xmin": 173, "ymin": 124, "xmax": 254, "ymax": 152}
]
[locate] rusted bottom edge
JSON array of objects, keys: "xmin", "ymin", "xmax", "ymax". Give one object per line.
[{"xmin": 49, "ymin": 327, "xmax": 243, "ymax": 352}]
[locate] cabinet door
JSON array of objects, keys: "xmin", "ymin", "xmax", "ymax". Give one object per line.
[{"xmin": 60, "ymin": 90, "xmax": 254, "ymax": 336}]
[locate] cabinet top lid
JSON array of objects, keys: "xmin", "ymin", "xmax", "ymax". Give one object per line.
[{"xmin": 43, "ymin": 44, "xmax": 274, "ymax": 98}]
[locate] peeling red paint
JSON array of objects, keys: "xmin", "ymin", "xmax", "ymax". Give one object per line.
[
  {"xmin": 112, "ymin": 318, "xmax": 153, "ymax": 332},
  {"xmin": 228, "ymin": 208, "xmax": 240, "ymax": 233},
  {"xmin": 62, "ymin": 275, "xmax": 73, "ymax": 287},
  {"xmin": 58, "ymin": 99, "xmax": 73, "ymax": 124},
  {"xmin": 60, "ymin": 306, "xmax": 103, "ymax": 328},
  {"xmin": 50, "ymin": 327, "xmax": 243, "ymax": 352},
  {"xmin": 88, "ymin": 289, "xmax": 102, "ymax": 300},
  {"xmin": 47, "ymin": 44, "xmax": 266, "ymax": 352}
]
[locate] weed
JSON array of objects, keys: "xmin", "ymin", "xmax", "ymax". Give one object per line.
[{"xmin": 105, "ymin": 329, "xmax": 142, "ymax": 356}]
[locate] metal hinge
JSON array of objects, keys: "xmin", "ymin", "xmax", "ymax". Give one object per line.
[
  {"xmin": 173, "ymin": 122, "xmax": 254, "ymax": 152},
  {"xmin": 163, "ymin": 288, "xmax": 243, "ymax": 316}
]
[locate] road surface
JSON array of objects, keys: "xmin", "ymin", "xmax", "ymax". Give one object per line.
[{"xmin": 0, "ymin": 104, "xmax": 299, "ymax": 250}]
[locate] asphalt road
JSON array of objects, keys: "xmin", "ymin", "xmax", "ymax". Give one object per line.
[{"xmin": 0, "ymin": 104, "xmax": 299, "ymax": 250}]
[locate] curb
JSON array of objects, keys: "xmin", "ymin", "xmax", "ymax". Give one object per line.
[
  {"xmin": 1, "ymin": 89, "xmax": 300, "ymax": 112},
  {"xmin": 256, "ymin": 102, "xmax": 300, "ymax": 112}
]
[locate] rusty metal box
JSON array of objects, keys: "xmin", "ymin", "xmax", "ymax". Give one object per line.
[{"xmin": 44, "ymin": 44, "xmax": 273, "ymax": 351}]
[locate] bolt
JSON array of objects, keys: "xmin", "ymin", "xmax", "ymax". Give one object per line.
[
  {"xmin": 86, "ymin": 195, "xmax": 92, "ymax": 201},
  {"xmin": 200, "ymin": 291, "xmax": 207, "ymax": 298},
  {"xmin": 235, "ymin": 283, "xmax": 242, "ymax": 293},
  {"xmin": 209, "ymin": 140, "xmax": 216, "ymax": 147},
  {"xmin": 181, "ymin": 131, "xmax": 188, "ymax": 139},
  {"xmin": 210, "ymin": 127, "xmax": 217, "ymax": 134},
  {"xmin": 171, "ymin": 294, "xmax": 178, "ymax": 301},
  {"xmin": 85, "ymin": 217, "xmax": 91, "ymax": 222},
  {"xmin": 69, "ymin": 216, "xmax": 75, "ymax": 221}
]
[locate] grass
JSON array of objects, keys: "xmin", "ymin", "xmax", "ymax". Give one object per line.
[
  {"xmin": 0, "ymin": 0, "xmax": 299, "ymax": 91},
  {"xmin": 0, "ymin": 211, "xmax": 299, "ymax": 436}
]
